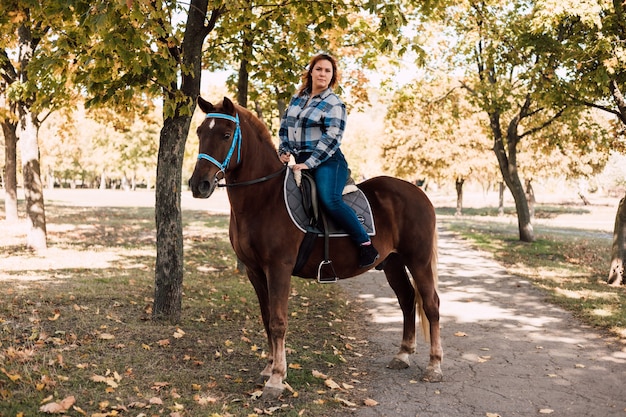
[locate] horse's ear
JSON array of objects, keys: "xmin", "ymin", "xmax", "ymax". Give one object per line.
[
  {"xmin": 223, "ymin": 97, "xmax": 236, "ymax": 115},
  {"xmin": 197, "ymin": 96, "xmax": 214, "ymax": 114}
]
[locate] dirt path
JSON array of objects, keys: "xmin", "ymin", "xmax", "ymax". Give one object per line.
[{"xmin": 338, "ymin": 229, "xmax": 626, "ymax": 417}]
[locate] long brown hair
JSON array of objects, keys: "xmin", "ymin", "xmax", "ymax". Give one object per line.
[{"xmin": 297, "ymin": 53, "xmax": 339, "ymax": 96}]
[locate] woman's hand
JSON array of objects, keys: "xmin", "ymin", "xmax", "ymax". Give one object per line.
[{"xmin": 292, "ymin": 163, "xmax": 309, "ymax": 171}]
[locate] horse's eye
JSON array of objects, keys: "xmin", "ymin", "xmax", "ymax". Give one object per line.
[{"xmin": 224, "ymin": 133, "xmax": 231, "ymax": 140}]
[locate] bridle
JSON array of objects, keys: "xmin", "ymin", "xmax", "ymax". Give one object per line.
[{"xmin": 197, "ymin": 112, "xmax": 286, "ymax": 188}]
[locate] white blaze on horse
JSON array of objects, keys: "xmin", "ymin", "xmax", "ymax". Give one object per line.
[{"xmin": 188, "ymin": 96, "xmax": 443, "ymax": 399}]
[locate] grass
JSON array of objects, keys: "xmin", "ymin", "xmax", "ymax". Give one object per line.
[
  {"xmin": 438, "ymin": 204, "xmax": 626, "ymax": 342},
  {"xmin": 0, "ymin": 202, "xmax": 374, "ymax": 417}
]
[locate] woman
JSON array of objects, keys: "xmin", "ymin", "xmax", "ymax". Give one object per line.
[{"xmin": 278, "ymin": 53, "xmax": 379, "ymax": 268}]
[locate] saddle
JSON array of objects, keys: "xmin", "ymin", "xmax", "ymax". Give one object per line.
[{"xmin": 283, "ymin": 168, "xmax": 376, "ymax": 282}]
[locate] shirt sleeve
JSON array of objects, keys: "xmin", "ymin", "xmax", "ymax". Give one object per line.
[
  {"xmin": 303, "ymin": 97, "xmax": 347, "ymax": 169},
  {"xmin": 278, "ymin": 97, "xmax": 296, "ymax": 155}
]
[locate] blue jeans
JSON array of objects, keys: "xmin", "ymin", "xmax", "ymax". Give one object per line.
[{"xmin": 311, "ymin": 150, "xmax": 370, "ymax": 245}]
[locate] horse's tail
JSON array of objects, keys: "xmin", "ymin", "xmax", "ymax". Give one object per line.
[{"xmin": 415, "ymin": 228, "xmax": 438, "ymax": 342}]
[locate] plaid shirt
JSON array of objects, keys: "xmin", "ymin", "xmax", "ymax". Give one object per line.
[{"xmin": 278, "ymin": 87, "xmax": 347, "ymax": 169}]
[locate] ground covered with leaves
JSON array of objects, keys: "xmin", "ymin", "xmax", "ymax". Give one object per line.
[{"xmin": 0, "ymin": 200, "xmax": 377, "ymax": 416}]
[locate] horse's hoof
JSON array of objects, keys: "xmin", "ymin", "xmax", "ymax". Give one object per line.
[
  {"xmin": 387, "ymin": 357, "xmax": 410, "ymax": 370},
  {"xmin": 262, "ymin": 386, "xmax": 284, "ymax": 400},
  {"xmin": 422, "ymin": 367, "xmax": 443, "ymax": 382}
]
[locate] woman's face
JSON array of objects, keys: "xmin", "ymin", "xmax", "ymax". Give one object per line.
[{"xmin": 310, "ymin": 59, "xmax": 333, "ymax": 92}]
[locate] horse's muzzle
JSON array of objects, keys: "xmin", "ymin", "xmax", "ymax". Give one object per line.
[{"xmin": 189, "ymin": 176, "xmax": 217, "ymax": 199}]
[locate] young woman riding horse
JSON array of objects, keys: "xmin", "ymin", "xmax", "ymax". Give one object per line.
[{"xmin": 188, "ymin": 94, "xmax": 442, "ymax": 399}]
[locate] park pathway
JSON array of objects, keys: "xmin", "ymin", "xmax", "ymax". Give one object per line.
[{"xmin": 338, "ymin": 228, "xmax": 626, "ymax": 417}]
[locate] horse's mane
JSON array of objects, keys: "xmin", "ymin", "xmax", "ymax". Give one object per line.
[{"xmin": 232, "ymin": 102, "xmax": 275, "ymax": 148}]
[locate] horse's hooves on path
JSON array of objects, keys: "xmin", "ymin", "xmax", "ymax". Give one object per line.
[
  {"xmin": 262, "ymin": 386, "xmax": 284, "ymax": 401},
  {"xmin": 386, "ymin": 357, "xmax": 410, "ymax": 370},
  {"xmin": 422, "ymin": 368, "xmax": 443, "ymax": 383}
]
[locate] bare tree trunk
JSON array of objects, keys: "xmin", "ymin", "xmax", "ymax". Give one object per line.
[
  {"xmin": 455, "ymin": 177, "xmax": 464, "ymax": 216},
  {"xmin": 608, "ymin": 196, "xmax": 626, "ymax": 285},
  {"xmin": 18, "ymin": 111, "xmax": 47, "ymax": 252},
  {"xmin": 152, "ymin": 0, "xmax": 216, "ymax": 323},
  {"xmin": 525, "ymin": 178, "xmax": 535, "ymax": 219},
  {"xmin": 2, "ymin": 120, "xmax": 19, "ymax": 222},
  {"xmin": 498, "ymin": 181, "xmax": 505, "ymax": 216}
]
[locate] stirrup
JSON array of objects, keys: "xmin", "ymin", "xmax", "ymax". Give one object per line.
[{"xmin": 317, "ymin": 260, "xmax": 338, "ymax": 283}]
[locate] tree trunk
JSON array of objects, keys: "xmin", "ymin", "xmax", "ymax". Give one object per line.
[
  {"xmin": 455, "ymin": 177, "xmax": 464, "ymax": 216},
  {"xmin": 498, "ymin": 181, "xmax": 505, "ymax": 216},
  {"xmin": 18, "ymin": 110, "xmax": 47, "ymax": 252},
  {"xmin": 153, "ymin": 116, "xmax": 188, "ymax": 322},
  {"xmin": 525, "ymin": 178, "xmax": 535, "ymax": 219},
  {"xmin": 2, "ymin": 120, "xmax": 19, "ymax": 222},
  {"xmin": 152, "ymin": 0, "xmax": 214, "ymax": 323},
  {"xmin": 490, "ymin": 110, "xmax": 535, "ymax": 242},
  {"xmin": 608, "ymin": 196, "xmax": 626, "ymax": 285}
]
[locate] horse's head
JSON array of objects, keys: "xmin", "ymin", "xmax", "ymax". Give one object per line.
[{"xmin": 189, "ymin": 96, "xmax": 241, "ymax": 198}]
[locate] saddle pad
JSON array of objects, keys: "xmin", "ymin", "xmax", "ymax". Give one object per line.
[{"xmin": 283, "ymin": 167, "xmax": 376, "ymax": 237}]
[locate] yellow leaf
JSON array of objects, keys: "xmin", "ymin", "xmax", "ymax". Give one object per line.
[
  {"xmin": 324, "ymin": 378, "xmax": 341, "ymax": 390},
  {"xmin": 288, "ymin": 363, "xmax": 302, "ymax": 369},
  {"xmin": 142, "ymin": 344, "xmax": 151, "ymax": 350},
  {"xmin": 173, "ymin": 328, "xmax": 185, "ymax": 339},
  {"xmin": 336, "ymin": 396, "xmax": 356, "ymax": 407},
  {"xmin": 454, "ymin": 331, "xmax": 468, "ymax": 337},
  {"xmin": 312, "ymin": 370, "xmax": 327, "ymax": 379},
  {"xmin": 364, "ymin": 398, "xmax": 378, "ymax": 406},
  {"xmin": 48, "ymin": 312, "xmax": 61, "ymax": 321},
  {"xmin": 191, "ymin": 384, "xmax": 202, "ymax": 391},
  {"xmin": 1, "ymin": 368, "xmax": 21, "ymax": 382},
  {"xmin": 39, "ymin": 396, "xmax": 75, "ymax": 414},
  {"xmin": 90, "ymin": 374, "xmax": 118, "ymax": 388}
]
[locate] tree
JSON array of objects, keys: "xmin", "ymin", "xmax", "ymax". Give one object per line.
[
  {"xmin": 0, "ymin": 3, "xmax": 75, "ymax": 251},
  {"xmin": 429, "ymin": 1, "xmax": 613, "ymax": 242},
  {"xmin": 382, "ymin": 75, "xmax": 498, "ymax": 214},
  {"xmin": 530, "ymin": 0, "xmax": 626, "ymax": 282}
]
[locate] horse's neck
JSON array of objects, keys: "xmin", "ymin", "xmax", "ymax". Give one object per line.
[{"xmin": 225, "ymin": 137, "xmax": 284, "ymax": 207}]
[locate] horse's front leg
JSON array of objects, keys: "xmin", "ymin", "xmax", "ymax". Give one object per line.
[
  {"xmin": 262, "ymin": 268, "xmax": 292, "ymax": 399},
  {"xmin": 246, "ymin": 268, "xmax": 275, "ymax": 383}
]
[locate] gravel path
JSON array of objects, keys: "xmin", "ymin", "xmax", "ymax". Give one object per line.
[{"xmin": 338, "ymin": 228, "xmax": 626, "ymax": 417}]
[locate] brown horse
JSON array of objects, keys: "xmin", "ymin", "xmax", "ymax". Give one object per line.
[{"xmin": 189, "ymin": 96, "xmax": 442, "ymax": 398}]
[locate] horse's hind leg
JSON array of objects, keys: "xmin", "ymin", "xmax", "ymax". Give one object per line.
[
  {"xmin": 406, "ymin": 258, "xmax": 443, "ymax": 383},
  {"xmin": 382, "ymin": 253, "xmax": 417, "ymax": 369}
]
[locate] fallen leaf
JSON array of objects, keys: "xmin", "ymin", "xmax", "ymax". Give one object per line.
[
  {"xmin": 486, "ymin": 413, "xmax": 501, "ymax": 417},
  {"xmin": 289, "ymin": 363, "xmax": 302, "ymax": 369},
  {"xmin": 91, "ymin": 374, "xmax": 119, "ymax": 388},
  {"xmin": 336, "ymin": 396, "xmax": 356, "ymax": 407},
  {"xmin": 324, "ymin": 378, "xmax": 341, "ymax": 390},
  {"xmin": 194, "ymin": 394, "xmax": 218, "ymax": 406},
  {"xmin": 574, "ymin": 364, "xmax": 585, "ymax": 368},
  {"xmin": 48, "ymin": 310, "xmax": 61, "ymax": 321},
  {"xmin": 364, "ymin": 398, "xmax": 378, "ymax": 406},
  {"xmin": 149, "ymin": 397, "xmax": 163, "ymax": 405},
  {"xmin": 39, "ymin": 396, "xmax": 75, "ymax": 414},
  {"xmin": 158, "ymin": 338, "xmax": 170, "ymax": 346},
  {"xmin": 99, "ymin": 333, "xmax": 115, "ymax": 340},
  {"xmin": 454, "ymin": 331, "xmax": 468, "ymax": 337},
  {"xmin": 173, "ymin": 328, "xmax": 185, "ymax": 339},
  {"xmin": 539, "ymin": 409, "xmax": 554, "ymax": 414},
  {"xmin": 1, "ymin": 368, "xmax": 21, "ymax": 382},
  {"xmin": 312, "ymin": 370, "xmax": 327, "ymax": 379}
]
